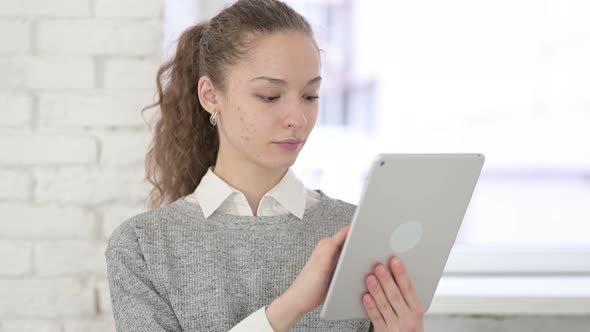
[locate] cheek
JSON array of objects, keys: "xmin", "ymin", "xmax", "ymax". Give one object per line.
[
  {"xmin": 307, "ymin": 109, "xmax": 319, "ymax": 128},
  {"xmin": 236, "ymin": 106, "xmax": 258, "ymax": 143}
]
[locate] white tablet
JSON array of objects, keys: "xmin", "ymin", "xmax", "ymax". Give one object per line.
[{"xmin": 320, "ymin": 153, "xmax": 485, "ymax": 320}]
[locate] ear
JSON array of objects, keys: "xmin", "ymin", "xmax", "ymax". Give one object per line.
[{"xmin": 197, "ymin": 76, "xmax": 220, "ymax": 115}]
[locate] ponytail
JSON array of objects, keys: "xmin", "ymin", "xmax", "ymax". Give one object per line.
[{"xmin": 143, "ymin": 22, "xmax": 219, "ymax": 210}]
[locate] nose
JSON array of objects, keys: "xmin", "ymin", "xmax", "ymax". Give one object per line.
[{"xmin": 284, "ymin": 100, "xmax": 308, "ymax": 128}]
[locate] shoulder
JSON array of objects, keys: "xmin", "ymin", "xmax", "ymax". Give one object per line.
[
  {"xmin": 332, "ymin": 197, "xmax": 357, "ymax": 216},
  {"xmin": 316, "ymin": 189, "xmax": 357, "ymax": 212},
  {"xmin": 317, "ymin": 191, "xmax": 358, "ymax": 225},
  {"xmin": 105, "ymin": 202, "xmax": 179, "ymax": 251}
]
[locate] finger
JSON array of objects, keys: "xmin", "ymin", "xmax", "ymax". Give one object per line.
[
  {"xmin": 318, "ymin": 225, "xmax": 350, "ymax": 265},
  {"xmin": 362, "ymin": 293, "xmax": 387, "ymax": 331},
  {"xmin": 366, "ymin": 274, "xmax": 398, "ymax": 327},
  {"xmin": 374, "ymin": 263, "xmax": 411, "ymax": 316},
  {"xmin": 390, "ymin": 256, "xmax": 423, "ymax": 313},
  {"xmin": 339, "ymin": 224, "xmax": 351, "ymax": 236},
  {"xmin": 331, "ymin": 224, "xmax": 350, "ymax": 247}
]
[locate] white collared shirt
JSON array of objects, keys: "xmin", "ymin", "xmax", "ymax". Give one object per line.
[{"xmin": 183, "ymin": 166, "xmax": 322, "ymax": 331}]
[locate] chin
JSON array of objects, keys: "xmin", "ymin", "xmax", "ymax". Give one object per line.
[
  {"xmin": 280, "ymin": 157, "xmax": 298, "ymax": 167},
  {"xmin": 268, "ymin": 156, "xmax": 298, "ymax": 169}
]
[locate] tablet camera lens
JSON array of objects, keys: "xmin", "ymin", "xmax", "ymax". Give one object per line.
[{"xmin": 380, "ymin": 161, "xmax": 385, "ymax": 166}]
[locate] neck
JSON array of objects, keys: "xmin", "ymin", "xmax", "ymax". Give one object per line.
[{"xmin": 213, "ymin": 150, "xmax": 289, "ymax": 215}]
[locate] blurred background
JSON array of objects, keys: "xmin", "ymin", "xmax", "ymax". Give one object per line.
[{"xmin": 0, "ymin": 0, "xmax": 589, "ymax": 331}]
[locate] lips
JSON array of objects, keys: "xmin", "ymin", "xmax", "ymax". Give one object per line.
[{"xmin": 274, "ymin": 138, "xmax": 304, "ymax": 144}]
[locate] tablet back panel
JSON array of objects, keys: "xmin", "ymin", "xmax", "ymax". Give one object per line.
[{"xmin": 320, "ymin": 153, "xmax": 485, "ymax": 320}]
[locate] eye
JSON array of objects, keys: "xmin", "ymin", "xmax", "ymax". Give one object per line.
[
  {"xmin": 303, "ymin": 95, "xmax": 320, "ymax": 102},
  {"xmin": 257, "ymin": 95, "xmax": 280, "ymax": 103}
]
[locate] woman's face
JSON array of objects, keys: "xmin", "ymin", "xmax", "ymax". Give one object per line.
[{"xmin": 216, "ymin": 31, "xmax": 321, "ymax": 170}]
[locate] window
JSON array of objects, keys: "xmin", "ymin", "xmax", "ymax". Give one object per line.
[
  {"xmin": 292, "ymin": 0, "xmax": 590, "ymax": 275},
  {"xmin": 287, "ymin": 0, "xmax": 378, "ymax": 129}
]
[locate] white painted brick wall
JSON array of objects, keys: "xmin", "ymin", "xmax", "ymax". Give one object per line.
[
  {"xmin": 34, "ymin": 167, "xmax": 150, "ymax": 204},
  {"xmin": 0, "ymin": 242, "xmax": 32, "ymax": 276},
  {"xmin": 0, "ymin": 93, "xmax": 33, "ymax": 127},
  {"xmin": 0, "ymin": 19, "xmax": 30, "ymax": 54},
  {"xmin": 0, "ymin": 0, "xmax": 164, "ymax": 329},
  {"xmin": 0, "ymin": 170, "xmax": 30, "ymax": 200},
  {"xmin": 98, "ymin": 130, "xmax": 152, "ymax": 166},
  {"xmin": 62, "ymin": 319, "xmax": 116, "ymax": 332},
  {"xmin": 0, "ymin": 0, "xmax": 92, "ymax": 17},
  {"xmin": 0, "ymin": 320, "xmax": 62, "ymax": 332},
  {"xmin": 38, "ymin": 91, "xmax": 154, "ymax": 128},
  {"xmin": 0, "ymin": 279, "xmax": 96, "ymax": 318},
  {"xmin": 102, "ymin": 204, "xmax": 145, "ymax": 239},
  {"xmin": 0, "ymin": 132, "xmax": 97, "ymax": 165},
  {"xmin": 95, "ymin": 0, "xmax": 163, "ymax": 18},
  {"xmin": 0, "ymin": 203, "xmax": 97, "ymax": 238},
  {"xmin": 0, "ymin": 57, "xmax": 94, "ymax": 89},
  {"xmin": 35, "ymin": 242, "xmax": 108, "ymax": 276},
  {"xmin": 104, "ymin": 58, "xmax": 160, "ymax": 89},
  {"xmin": 97, "ymin": 279, "xmax": 112, "ymax": 314},
  {"xmin": 38, "ymin": 20, "xmax": 161, "ymax": 56}
]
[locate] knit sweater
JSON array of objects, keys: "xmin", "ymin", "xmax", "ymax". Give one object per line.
[{"xmin": 105, "ymin": 189, "xmax": 372, "ymax": 331}]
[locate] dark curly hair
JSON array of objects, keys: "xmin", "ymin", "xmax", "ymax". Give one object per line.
[{"xmin": 142, "ymin": 0, "xmax": 316, "ymax": 209}]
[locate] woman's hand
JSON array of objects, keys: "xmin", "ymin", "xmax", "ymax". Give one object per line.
[
  {"xmin": 280, "ymin": 224, "xmax": 351, "ymax": 315},
  {"xmin": 362, "ymin": 256, "xmax": 425, "ymax": 332},
  {"xmin": 266, "ymin": 225, "xmax": 352, "ymax": 332}
]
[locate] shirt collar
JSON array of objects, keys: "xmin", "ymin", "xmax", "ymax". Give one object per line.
[
  {"xmin": 264, "ymin": 166, "xmax": 307, "ymax": 219},
  {"xmin": 190, "ymin": 166, "xmax": 307, "ymax": 219},
  {"xmin": 191, "ymin": 166, "xmax": 236, "ymax": 219}
]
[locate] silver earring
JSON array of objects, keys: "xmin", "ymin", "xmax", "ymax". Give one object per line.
[{"xmin": 210, "ymin": 111, "xmax": 218, "ymax": 126}]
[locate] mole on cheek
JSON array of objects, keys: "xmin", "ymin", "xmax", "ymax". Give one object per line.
[{"xmin": 238, "ymin": 107, "xmax": 245, "ymax": 122}]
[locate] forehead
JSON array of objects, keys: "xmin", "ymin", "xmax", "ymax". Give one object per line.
[{"xmin": 229, "ymin": 31, "xmax": 321, "ymax": 85}]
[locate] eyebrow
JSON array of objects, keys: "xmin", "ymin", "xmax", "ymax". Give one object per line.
[{"xmin": 248, "ymin": 76, "xmax": 322, "ymax": 86}]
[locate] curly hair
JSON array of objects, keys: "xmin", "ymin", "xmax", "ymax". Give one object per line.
[{"xmin": 142, "ymin": 0, "xmax": 316, "ymax": 209}]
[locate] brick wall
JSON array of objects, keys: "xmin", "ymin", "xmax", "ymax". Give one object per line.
[{"xmin": 0, "ymin": 0, "xmax": 163, "ymax": 330}]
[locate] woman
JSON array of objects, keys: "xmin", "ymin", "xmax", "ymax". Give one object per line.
[{"xmin": 105, "ymin": 0, "xmax": 425, "ymax": 331}]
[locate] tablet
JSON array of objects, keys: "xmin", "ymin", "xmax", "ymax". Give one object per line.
[{"xmin": 320, "ymin": 153, "xmax": 485, "ymax": 320}]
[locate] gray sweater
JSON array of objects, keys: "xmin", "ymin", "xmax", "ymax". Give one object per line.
[{"xmin": 105, "ymin": 189, "xmax": 372, "ymax": 331}]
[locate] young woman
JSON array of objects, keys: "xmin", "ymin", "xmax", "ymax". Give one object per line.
[{"xmin": 105, "ymin": 0, "xmax": 425, "ymax": 331}]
